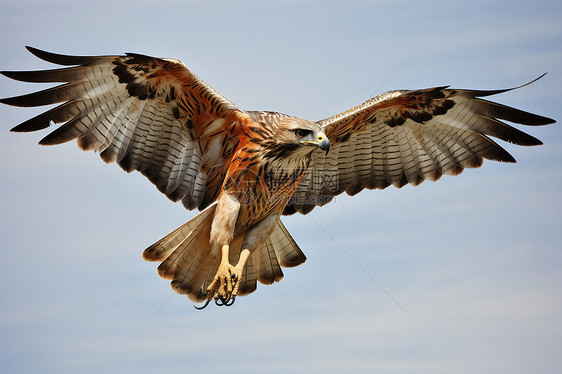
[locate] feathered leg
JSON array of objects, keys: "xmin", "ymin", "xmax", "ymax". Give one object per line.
[{"xmin": 205, "ymin": 206, "xmax": 280, "ymax": 306}]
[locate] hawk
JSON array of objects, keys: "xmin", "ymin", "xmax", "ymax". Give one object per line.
[{"xmin": 1, "ymin": 47, "xmax": 555, "ymax": 308}]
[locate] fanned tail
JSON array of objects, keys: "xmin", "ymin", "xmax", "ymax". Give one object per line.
[
  {"xmin": 143, "ymin": 205, "xmax": 306, "ymax": 302},
  {"xmin": 241, "ymin": 219, "xmax": 307, "ymax": 288}
]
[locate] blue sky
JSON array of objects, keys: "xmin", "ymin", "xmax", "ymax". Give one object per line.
[{"xmin": 1, "ymin": 1, "xmax": 561, "ymax": 373}]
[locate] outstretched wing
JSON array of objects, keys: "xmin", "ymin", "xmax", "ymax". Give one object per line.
[
  {"xmin": 1, "ymin": 47, "xmax": 251, "ymax": 210},
  {"xmin": 285, "ymin": 77, "xmax": 555, "ymax": 215}
]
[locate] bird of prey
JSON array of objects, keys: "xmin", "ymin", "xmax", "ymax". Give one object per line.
[{"xmin": 1, "ymin": 47, "xmax": 555, "ymax": 309}]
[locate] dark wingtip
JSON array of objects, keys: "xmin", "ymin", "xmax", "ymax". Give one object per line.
[
  {"xmin": 504, "ymin": 154, "xmax": 517, "ymax": 163},
  {"xmin": 10, "ymin": 123, "xmax": 45, "ymax": 133},
  {"xmin": 506, "ymin": 72, "xmax": 549, "ymax": 92},
  {"xmin": 521, "ymin": 72, "xmax": 548, "ymax": 88},
  {"xmin": 24, "ymin": 46, "xmax": 103, "ymax": 66},
  {"xmin": 0, "ymin": 95, "xmax": 22, "ymax": 106},
  {"xmin": 512, "ymin": 73, "xmax": 555, "ymax": 126},
  {"xmin": 468, "ymin": 73, "xmax": 552, "ymax": 98},
  {"xmin": 124, "ymin": 52, "xmax": 157, "ymax": 65},
  {"xmin": 24, "ymin": 46, "xmax": 66, "ymax": 64},
  {"xmin": 25, "ymin": 45, "xmax": 41, "ymax": 55},
  {"xmin": 540, "ymin": 116, "xmax": 556, "ymax": 125},
  {"xmin": 0, "ymin": 70, "xmax": 14, "ymax": 79},
  {"xmin": 10, "ymin": 113, "xmax": 53, "ymax": 133}
]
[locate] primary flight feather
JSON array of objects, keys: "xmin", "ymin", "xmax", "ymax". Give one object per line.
[{"xmin": 1, "ymin": 47, "xmax": 555, "ymax": 308}]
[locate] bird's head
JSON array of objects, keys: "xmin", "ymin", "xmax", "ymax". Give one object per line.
[
  {"xmin": 246, "ymin": 112, "xmax": 330, "ymax": 160},
  {"xmin": 269, "ymin": 116, "xmax": 330, "ymax": 157},
  {"xmin": 290, "ymin": 124, "xmax": 331, "ymax": 155}
]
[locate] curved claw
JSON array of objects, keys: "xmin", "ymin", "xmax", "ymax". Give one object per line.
[
  {"xmin": 194, "ymin": 298, "xmax": 211, "ymax": 310},
  {"xmin": 212, "ymin": 294, "xmax": 236, "ymax": 307},
  {"xmin": 215, "ymin": 296, "xmax": 225, "ymax": 306},
  {"xmin": 199, "ymin": 284, "xmax": 208, "ymax": 297},
  {"xmin": 224, "ymin": 295, "xmax": 236, "ymax": 306}
]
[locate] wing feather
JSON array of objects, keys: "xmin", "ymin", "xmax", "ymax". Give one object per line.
[
  {"xmin": 285, "ymin": 79, "xmax": 555, "ymax": 215},
  {"xmin": 2, "ymin": 47, "xmax": 251, "ymax": 210}
]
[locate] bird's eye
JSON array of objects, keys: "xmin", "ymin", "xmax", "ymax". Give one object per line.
[{"xmin": 293, "ymin": 129, "xmax": 312, "ymax": 138}]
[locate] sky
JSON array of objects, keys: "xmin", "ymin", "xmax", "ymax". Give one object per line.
[{"xmin": 0, "ymin": 1, "xmax": 561, "ymax": 373}]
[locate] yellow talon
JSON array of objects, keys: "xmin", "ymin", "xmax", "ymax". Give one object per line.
[{"xmin": 205, "ymin": 246, "xmax": 250, "ymax": 307}]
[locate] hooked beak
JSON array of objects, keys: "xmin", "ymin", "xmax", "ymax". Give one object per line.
[
  {"xmin": 300, "ymin": 132, "xmax": 331, "ymax": 154},
  {"xmin": 316, "ymin": 133, "xmax": 330, "ymax": 155}
]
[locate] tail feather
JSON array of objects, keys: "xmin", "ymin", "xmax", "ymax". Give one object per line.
[
  {"xmin": 237, "ymin": 256, "xmax": 258, "ymax": 296},
  {"xmin": 270, "ymin": 220, "xmax": 307, "ymax": 267},
  {"xmin": 253, "ymin": 238, "xmax": 284, "ymax": 285},
  {"xmin": 143, "ymin": 206, "xmax": 306, "ymax": 302},
  {"xmin": 143, "ymin": 203, "xmax": 217, "ymax": 262},
  {"xmin": 171, "ymin": 253, "xmax": 215, "ymax": 298}
]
